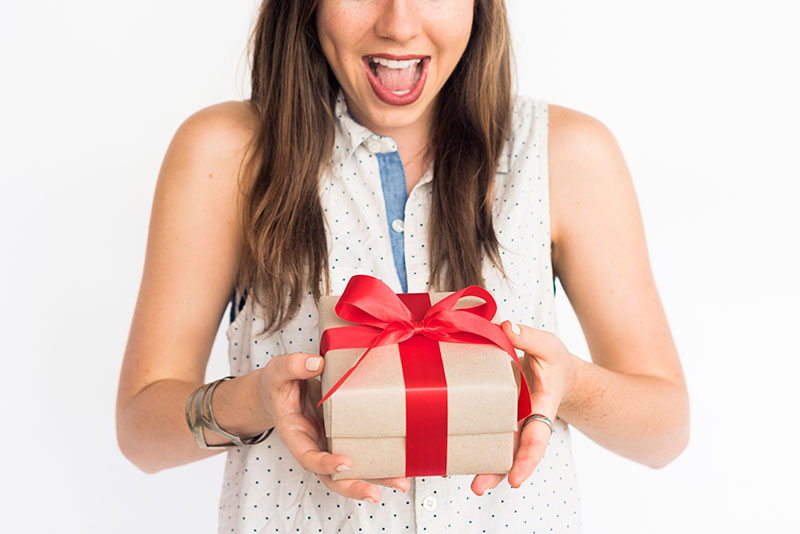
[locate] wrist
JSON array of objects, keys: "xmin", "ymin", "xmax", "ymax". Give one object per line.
[
  {"xmin": 212, "ymin": 370, "xmax": 274, "ymax": 437},
  {"xmin": 559, "ymin": 353, "xmax": 586, "ymax": 414}
]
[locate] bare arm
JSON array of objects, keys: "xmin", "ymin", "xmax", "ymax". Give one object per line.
[
  {"xmin": 115, "ymin": 101, "xmax": 274, "ymax": 474},
  {"xmin": 116, "ymin": 101, "xmax": 409, "ymax": 501},
  {"xmin": 548, "ymin": 105, "xmax": 689, "ymax": 468}
]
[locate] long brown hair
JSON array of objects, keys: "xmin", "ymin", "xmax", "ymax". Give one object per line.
[{"xmin": 237, "ymin": 0, "xmax": 512, "ymax": 335}]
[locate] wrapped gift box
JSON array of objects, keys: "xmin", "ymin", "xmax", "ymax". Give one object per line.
[{"xmin": 317, "ymin": 275, "xmax": 529, "ymax": 481}]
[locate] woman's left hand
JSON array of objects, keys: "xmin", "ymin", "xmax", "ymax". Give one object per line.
[{"xmin": 470, "ymin": 320, "xmax": 581, "ymax": 496}]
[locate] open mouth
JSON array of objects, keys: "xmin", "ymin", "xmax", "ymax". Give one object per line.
[
  {"xmin": 362, "ymin": 55, "xmax": 430, "ymax": 105},
  {"xmin": 367, "ymin": 57, "xmax": 424, "ymax": 95}
]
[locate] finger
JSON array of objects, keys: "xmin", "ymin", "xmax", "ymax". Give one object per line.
[
  {"xmin": 268, "ymin": 355, "xmax": 324, "ymax": 419},
  {"xmin": 266, "ymin": 353, "xmax": 325, "ymax": 388},
  {"xmin": 276, "ymin": 413, "xmax": 352, "ymax": 475},
  {"xmin": 507, "ymin": 388, "xmax": 558, "ymax": 488},
  {"xmin": 300, "ymin": 379, "xmax": 323, "ymax": 431},
  {"xmin": 501, "ymin": 321, "xmax": 561, "ymax": 360},
  {"xmin": 365, "ymin": 477, "xmax": 411, "ymax": 493},
  {"xmin": 317, "ymin": 473, "xmax": 383, "ymax": 503},
  {"xmin": 470, "ymin": 473, "xmax": 506, "ymax": 496},
  {"xmin": 305, "ymin": 376, "xmax": 323, "ymax": 403},
  {"xmin": 471, "ymin": 415, "xmax": 522, "ymax": 495},
  {"xmin": 507, "ymin": 417, "xmax": 552, "ymax": 488},
  {"xmin": 303, "ymin": 377, "xmax": 325, "ymax": 422}
]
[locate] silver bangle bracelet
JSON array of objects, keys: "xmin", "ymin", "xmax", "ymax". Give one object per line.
[{"xmin": 185, "ymin": 376, "xmax": 273, "ymax": 450}]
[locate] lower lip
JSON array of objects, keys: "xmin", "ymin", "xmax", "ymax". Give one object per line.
[{"xmin": 363, "ymin": 57, "xmax": 430, "ymax": 106}]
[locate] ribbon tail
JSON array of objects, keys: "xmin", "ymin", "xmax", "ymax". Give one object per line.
[
  {"xmin": 317, "ymin": 324, "xmax": 410, "ymax": 407},
  {"xmin": 317, "ymin": 345, "xmax": 375, "ymax": 406},
  {"xmin": 499, "ymin": 344, "xmax": 532, "ymax": 422},
  {"xmin": 516, "ymin": 371, "xmax": 532, "ymax": 422},
  {"xmin": 495, "ymin": 342, "xmax": 531, "ymax": 422},
  {"xmin": 425, "ymin": 312, "xmax": 532, "ymax": 422}
]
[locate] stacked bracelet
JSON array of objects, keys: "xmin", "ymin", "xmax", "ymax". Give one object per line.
[{"xmin": 185, "ymin": 376, "xmax": 273, "ymax": 449}]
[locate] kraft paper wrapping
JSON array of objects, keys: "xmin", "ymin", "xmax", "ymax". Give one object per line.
[{"xmin": 318, "ymin": 291, "xmax": 521, "ymax": 481}]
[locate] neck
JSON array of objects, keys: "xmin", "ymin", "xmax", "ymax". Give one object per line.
[
  {"xmin": 344, "ymin": 94, "xmax": 435, "ymax": 192},
  {"xmin": 346, "ymin": 98, "xmax": 433, "ymax": 156}
]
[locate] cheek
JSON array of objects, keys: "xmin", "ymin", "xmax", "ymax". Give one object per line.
[
  {"xmin": 315, "ymin": 6, "xmax": 340, "ymax": 65},
  {"xmin": 315, "ymin": 5, "xmax": 369, "ymax": 72},
  {"xmin": 429, "ymin": 3, "xmax": 474, "ymax": 61}
]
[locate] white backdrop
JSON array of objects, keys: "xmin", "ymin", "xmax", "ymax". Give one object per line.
[{"xmin": 1, "ymin": 1, "xmax": 798, "ymax": 532}]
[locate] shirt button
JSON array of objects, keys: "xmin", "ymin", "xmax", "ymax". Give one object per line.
[
  {"xmin": 391, "ymin": 219, "xmax": 404, "ymax": 233},
  {"xmin": 421, "ymin": 496, "xmax": 437, "ymax": 511},
  {"xmin": 366, "ymin": 138, "xmax": 383, "ymax": 153}
]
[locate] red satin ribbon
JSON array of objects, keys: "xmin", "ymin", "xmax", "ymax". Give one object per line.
[
  {"xmin": 396, "ymin": 293, "xmax": 448, "ymax": 476},
  {"xmin": 318, "ymin": 275, "xmax": 532, "ymax": 476}
]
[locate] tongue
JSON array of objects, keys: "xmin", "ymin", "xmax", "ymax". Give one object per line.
[{"xmin": 374, "ymin": 64, "xmax": 417, "ymax": 91}]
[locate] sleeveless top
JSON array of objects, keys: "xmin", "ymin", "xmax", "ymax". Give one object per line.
[{"xmin": 218, "ymin": 92, "xmax": 584, "ymax": 533}]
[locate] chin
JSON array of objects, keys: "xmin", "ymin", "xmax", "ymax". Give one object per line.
[
  {"xmin": 354, "ymin": 88, "xmax": 434, "ymax": 131},
  {"xmin": 372, "ymin": 107, "xmax": 425, "ymax": 128}
]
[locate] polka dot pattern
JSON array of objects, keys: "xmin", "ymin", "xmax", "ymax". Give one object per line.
[{"xmin": 219, "ymin": 91, "xmax": 583, "ymax": 533}]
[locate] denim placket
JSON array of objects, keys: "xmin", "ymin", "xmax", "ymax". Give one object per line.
[{"xmin": 375, "ymin": 151, "xmax": 409, "ymax": 293}]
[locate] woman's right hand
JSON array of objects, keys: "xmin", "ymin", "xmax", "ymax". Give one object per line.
[{"xmin": 259, "ymin": 352, "xmax": 411, "ymax": 503}]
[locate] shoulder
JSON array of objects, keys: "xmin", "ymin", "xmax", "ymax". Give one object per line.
[
  {"xmin": 179, "ymin": 99, "xmax": 259, "ymax": 136},
  {"xmin": 546, "ymin": 103, "xmax": 630, "ymax": 249},
  {"xmin": 168, "ymin": 100, "xmax": 259, "ymax": 170},
  {"xmin": 152, "ymin": 100, "xmax": 262, "ymax": 261},
  {"xmin": 158, "ymin": 100, "xmax": 260, "ymax": 211},
  {"xmin": 547, "ymin": 103, "xmax": 618, "ymax": 159}
]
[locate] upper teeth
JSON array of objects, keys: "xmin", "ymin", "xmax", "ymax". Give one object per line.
[{"xmin": 370, "ymin": 57, "xmax": 422, "ymax": 69}]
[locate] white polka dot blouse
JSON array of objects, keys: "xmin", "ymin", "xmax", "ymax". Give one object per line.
[{"xmin": 219, "ymin": 91, "xmax": 583, "ymax": 533}]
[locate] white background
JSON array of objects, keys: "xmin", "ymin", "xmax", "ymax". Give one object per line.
[{"xmin": 1, "ymin": 0, "xmax": 798, "ymax": 532}]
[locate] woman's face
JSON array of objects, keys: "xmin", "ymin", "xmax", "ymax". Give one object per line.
[{"xmin": 316, "ymin": 0, "xmax": 475, "ymax": 136}]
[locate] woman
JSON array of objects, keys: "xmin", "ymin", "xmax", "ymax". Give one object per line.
[{"xmin": 116, "ymin": 0, "xmax": 689, "ymax": 532}]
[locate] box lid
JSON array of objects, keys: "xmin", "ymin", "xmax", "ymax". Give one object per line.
[{"xmin": 319, "ymin": 292, "xmax": 520, "ymax": 439}]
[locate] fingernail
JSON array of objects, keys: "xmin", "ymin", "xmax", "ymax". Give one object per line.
[
  {"xmin": 363, "ymin": 497, "xmax": 375, "ymax": 504},
  {"xmin": 305, "ymin": 356, "xmax": 322, "ymax": 371},
  {"xmin": 335, "ymin": 464, "xmax": 350, "ymax": 472},
  {"xmin": 511, "ymin": 322, "xmax": 521, "ymax": 335}
]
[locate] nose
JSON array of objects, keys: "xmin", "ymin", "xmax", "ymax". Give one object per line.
[{"xmin": 374, "ymin": 0, "xmax": 422, "ymax": 43}]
